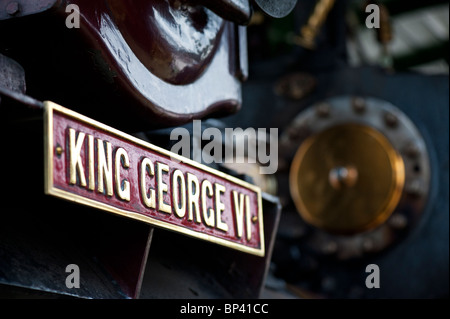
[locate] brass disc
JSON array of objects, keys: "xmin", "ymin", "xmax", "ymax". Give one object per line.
[{"xmin": 289, "ymin": 124, "xmax": 405, "ymax": 234}]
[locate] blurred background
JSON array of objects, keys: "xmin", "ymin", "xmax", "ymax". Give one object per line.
[{"xmin": 222, "ymin": 0, "xmax": 449, "ymax": 299}]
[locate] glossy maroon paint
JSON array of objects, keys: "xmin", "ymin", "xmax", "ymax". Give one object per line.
[
  {"xmin": 63, "ymin": 0, "xmax": 245, "ymax": 126},
  {"xmin": 49, "ymin": 107, "xmax": 263, "ymax": 252},
  {"xmin": 106, "ymin": 0, "xmax": 225, "ymax": 84}
]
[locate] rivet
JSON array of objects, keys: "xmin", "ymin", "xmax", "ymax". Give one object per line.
[
  {"xmin": 6, "ymin": 2, "xmax": 20, "ymax": 16},
  {"xmin": 316, "ymin": 103, "xmax": 331, "ymax": 118},
  {"xmin": 55, "ymin": 146, "xmax": 64, "ymax": 156},
  {"xmin": 384, "ymin": 111, "xmax": 398, "ymax": 128},
  {"xmin": 352, "ymin": 97, "xmax": 366, "ymax": 114},
  {"xmin": 252, "ymin": 216, "xmax": 258, "ymax": 223}
]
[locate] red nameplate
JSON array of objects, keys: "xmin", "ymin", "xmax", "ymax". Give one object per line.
[{"xmin": 44, "ymin": 102, "xmax": 264, "ymax": 256}]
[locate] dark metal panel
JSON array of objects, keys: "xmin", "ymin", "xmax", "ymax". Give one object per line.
[
  {"xmin": 0, "ymin": 53, "xmax": 25, "ymax": 93},
  {"xmin": 139, "ymin": 192, "xmax": 281, "ymax": 299}
]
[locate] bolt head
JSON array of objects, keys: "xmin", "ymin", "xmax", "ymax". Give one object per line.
[
  {"xmin": 55, "ymin": 146, "xmax": 64, "ymax": 156},
  {"xmin": 316, "ymin": 103, "xmax": 331, "ymax": 118},
  {"xmin": 6, "ymin": 2, "xmax": 20, "ymax": 15},
  {"xmin": 352, "ymin": 97, "xmax": 366, "ymax": 114},
  {"xmin": 384, "ymin": 111, "xmax": 398, "ymax": 128}
]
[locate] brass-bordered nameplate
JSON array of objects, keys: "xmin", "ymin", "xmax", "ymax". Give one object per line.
[{"xmin": 44, "ymin": 101, "xmax": 265, "ymax": 257}]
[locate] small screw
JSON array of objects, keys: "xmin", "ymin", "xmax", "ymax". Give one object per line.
[
  {"xmin": 6, "ymin": 2, "xmax": 20, "ymax": 16},
  {"xmin": 352, "ymin": 97, "xmax": 366, "ymax": 114},
  {"xmin": 55, "ymin": 146, "xmax": 64, "ymax": 156},
  {"xmin": 316, "ymin": 103, "xmax": 331, "ymax": 118},
  {"xmin": 384, "ymin": 111, "xmax": 398, "ymax": 128}
]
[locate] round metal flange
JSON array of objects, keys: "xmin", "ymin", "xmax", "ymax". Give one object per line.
[
  {"xmin": 290, "ymin": 124, "xmax": 405, "ymax": 235},
  {"xmin": 282, "ymin": 96, "xmax": 431, "ymax": 259}
]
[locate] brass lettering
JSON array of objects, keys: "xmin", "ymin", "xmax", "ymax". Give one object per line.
[
  {"xmin": 140, "ymin": 158, "xmax": 156, "ymax": 209},
  {"xmin": 115, "ymin": 148, "xmax": 130, "ymax": 202},
  {"xmin": 97, "ymin": 139, "xmax": 113, "ymax": 196},
  {"xmin": 215, "ymin": 183, "xmax": 228, "ymax": 232},
  {"xmin": 156, "ymin": 162, "xmax": 171, "ymax": 214},
  {"xmin": 232, "ymin": 191, "xmax": 253, "ymax": 241},
  {"xmin": 232, "ymin": 191, "xmax": 245, "ymax": 238},
  {"xmin": 245, "ymin": 195, "xmax": 252, "ymax": 241},
  {"xmin": 201, "ymin": 180, "xmax": 215, "ymax": 227},
  {"xmin": 187, "ymin": 173, "xmax": 201, "ymax": 224},
  {"xmin": 172, "ymin": 169, "xmax": 186, "ymax": 218},
  {"xmin": 68, "ymin": 128, "xmax": 86, "ymax": 187},
  {"xmin": 87, "ymin": 134, "xmax": 95, "ymax": 191}
]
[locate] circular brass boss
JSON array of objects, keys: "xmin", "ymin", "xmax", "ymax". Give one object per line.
[{"xmin": 289, "ymin": 124, "xmax": 405, "ymax": 234}]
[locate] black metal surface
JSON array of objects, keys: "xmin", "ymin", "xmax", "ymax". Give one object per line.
[
  {"xmin": 0, "ymin": 53, "xmax": 25, "ymax": 93},
  {"xmin": 140, "ymin": 193, "xmax": 281, "ymax": 299},
  {"xmin": 0, "ymin": 108, "xmax": 127, "ymax": 298}
]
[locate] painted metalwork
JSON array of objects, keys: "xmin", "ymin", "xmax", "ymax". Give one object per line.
[{"xmin": 44, "ymin": 101, "xmax": 265, "ymax": 257}]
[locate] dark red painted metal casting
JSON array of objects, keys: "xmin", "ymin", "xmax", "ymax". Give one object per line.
[{"xmin": 59, "ymin": 0, "xmax": 244, "ymax": 125}]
